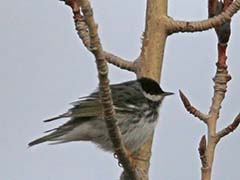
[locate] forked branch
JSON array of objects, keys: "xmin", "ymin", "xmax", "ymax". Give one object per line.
[
  {"xmin": 181, "ymin": 43, "xmax": 235, "ymax": 180},
  {"xmin": 180, "ymin": 1, "xmax": 240, "ymax": 179}
]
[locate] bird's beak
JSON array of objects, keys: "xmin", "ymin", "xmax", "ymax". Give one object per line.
[{"xmin": 163, "ymin": 91, "xmax": 174, "ymax": 96}]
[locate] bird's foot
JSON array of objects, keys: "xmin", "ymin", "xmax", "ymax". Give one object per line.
[
  {"xmin": 113, "ymin": 150, "xmax": 137, "ymax": 168},
  {"xmin": 114, "ymin": 149, "xmax": 148, "ymax": 168}
]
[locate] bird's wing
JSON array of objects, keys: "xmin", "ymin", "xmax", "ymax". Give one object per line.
[
  {"xmin": 70, "ymin": 98, "xmax": 103, "ymax": 117},
  {"xmin": 44, "ymin": 98, "xmax": 103, "ymax": 122},
  {"xmin": 110, "ymin": 80, "xmax": 144, "ymax": 110},
  {"xmin": 44, "ymin": 80, "xmax": 143, "ymax": 122}
]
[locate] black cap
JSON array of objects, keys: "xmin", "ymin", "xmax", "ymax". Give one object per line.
[{"xmin": 138, "ymin": 77, "xmax": 173, "ymax": 96}]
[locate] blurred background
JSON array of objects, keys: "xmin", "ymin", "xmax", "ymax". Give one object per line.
[{"xmin": 0, "ymin": 0, "xmax": 239, "ymax": 179}]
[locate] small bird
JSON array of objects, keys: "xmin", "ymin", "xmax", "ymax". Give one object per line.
[{"xmin": 29, "ymin": 77, "xmax": 173, "ymax": 153}]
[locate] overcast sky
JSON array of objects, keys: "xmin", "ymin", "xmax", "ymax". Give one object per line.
[{"xmin": 1, "ymin": 0, "xmax": 240, "ymax": 180}]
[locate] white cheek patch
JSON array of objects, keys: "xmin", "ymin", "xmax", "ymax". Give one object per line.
[{"xmin": 143, "ymin": 91, "xmax": 163, "ymax": 102}]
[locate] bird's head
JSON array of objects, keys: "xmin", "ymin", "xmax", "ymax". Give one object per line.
[{"xmin": 138, "ymin": 77, "xmax": 173, "ymax": 102}]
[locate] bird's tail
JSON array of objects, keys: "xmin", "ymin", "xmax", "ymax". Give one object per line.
[
  {"xmin": 29, "ymin": 112, "xmax": 72, "ymax": 147},
  {"xmin": 28, "ymin": 133, "xmax": 62, "ymax": 147},
  {"xmin": 28, "ymin": 135, "xmax": 49, "ymax": 147}
]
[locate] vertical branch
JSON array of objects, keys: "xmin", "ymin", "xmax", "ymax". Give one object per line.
[
  {"xmin": 179, "ymin": 2, "xmax": 234, "ymax": 180},
  {"xmin": 201, "ymin": 43, "xmax": 231, "ymax": 180},
  {"xmin": 64, "ymin": 0, "xmax": 138, "ymax": 179},
  {"xmin": 180, "ymin": 43, "xmax": 232, "ymax": 180},
  {"xmin": 201, "ymin": 1, "xmax": 233, "ymax": 177},
  {"xmin": 204, "ymin": 2, "xmax": 232, "ymax": 176},
  {"xmin": 201, "ymin": 2, "xmax": 233, "ymax": 179},
  {"xmin": 136, "ymin": 0, "xmax": 168, "ymax": 80},
  {"xmin": 132, "ymin": 0, "xmax": 169, "ymax": 179}
]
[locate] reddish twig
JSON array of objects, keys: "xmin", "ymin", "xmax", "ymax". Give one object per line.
[
  {"xmin": 179, "ymin": 90, "xmax": 208, "ymax": 123},
  {"xmin": 217, "ymin": 43, "xmax": 227, "ymax": 68},
  {"xmin": 212, "ymin": 1, "xmax": 232, "ymax": 44}
]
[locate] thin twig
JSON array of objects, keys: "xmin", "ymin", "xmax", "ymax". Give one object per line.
[
  {"xmin": 103, "ymin": 52, "xmax": 136, "ymax": 72},
  {"xmin": 217, "ymin": 113, "xmax": 240, "ymax": 139},
  {"xmin": 167, "ymin": 0, "xmax": 240, "ymax": 33},
  {"xmin": 179, "ymin": 90, "xmax": 208, "ymax": 123},
  {"xmin": 65, "ymin": 0, "xmax": 135, "ymax": 72},
  {"xmin": 64, "ymin": 0, "xmax": 138, "ymax": 179}
]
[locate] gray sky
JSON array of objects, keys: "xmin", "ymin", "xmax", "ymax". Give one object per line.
[{"xmin": 1, "ymin": 0, "xmax": 240, "ymax": 180}]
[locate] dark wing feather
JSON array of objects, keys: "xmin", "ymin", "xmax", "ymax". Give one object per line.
[
  {"xmin": 43, "ymin": 79, "xmax": 142, "ymax": 122},
  {"xmin": 28, "ymin": 79, "xmax": 143, "ymax": 147},
  {"xmin": 29, "ymin": 116, "xmax": 92, "ymax": 147},
  {"xmin": 28, "ymin": 123, "xmax": 75, "ymax": 146},
  {"xmin": 43, "ymin": 98, "xmax": 103, "ymax": 123}
]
